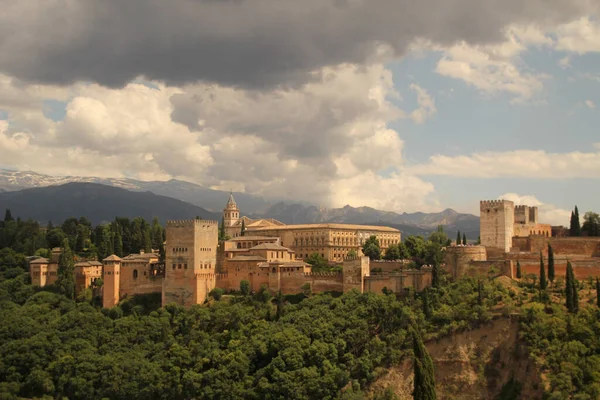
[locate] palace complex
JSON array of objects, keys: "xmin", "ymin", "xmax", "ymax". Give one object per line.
[
  {"xmin": 445, "ymin": 199, "xmax": 600, "ymax": 280},
  {"xmin": 223, "ymin": 193, "xmax": 401, "ymax": 262},
  {"xmin": 30, "ymin": 195, "xmax": 428, "ymax": 308}
]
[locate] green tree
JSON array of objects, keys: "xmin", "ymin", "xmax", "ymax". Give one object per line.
[
  {"xmin": 219, "ymin": 216, "xmax": 227, "ymax": 241},
  {"xmin": 570, "ymin": 206, "xmax": 581, "ymax": 236},
  {"xmin": 566, "ymin": 261, "xmax": 578, "ymax": 313},
  {"xmin": 305, "ymin": 252, "xmax": 329, "ymax": 271},
  {"xmin": 362, "ymin": 235, "xmax": 381, "ymax": 260},
  {"xmin": 516, "ymin": 260, "xmax": 522, "ymax": 279},
  {"xmin": 275, "ymin": 290, "xmax": 284, "ymax": 320},
  {"xmin": 113, "ymin": 228, "xmax": 123, "ymax": 257},
  {"xmin": 209, "ymin": 288, "xmax": 224, "ymax": 301},
  {"xmin": 431, "ymin": 264, "xmax": 441, "ymax": 289},
  {"xmin": 462, "ymin": 233, "xmax": 467, "ymax": 245},
  {"xmin": 240, "ymin": 219, "xmax": 246, "ymax": 237},
  {"xmin": 4, "ymin": 208, "xmax": 13, "ymax": 222},
  {"xmin": 422, "ymin": 289, "xmax": 432, "ymax": 319},
  {"xmin": 582, "ymin": 211, "xmax": 600, "ymax": 236},
  {"xmin": 56, "ymin": 238, "xmax": 76, "ymax": 300},
  {"xmin": 475, "ymin": 236, "xmax": 481, "ymax": 245},
  {"xmin": 412, "ymin": 327, "xmax": 436, "ymax": 400},
  {"xmin": 539, "ymin": 252, "xmax": 547, "ymax": 290},
  {"xmin": 383, "ymin": 244, "xmax": 401, "ymax": 260},
  {"xmin": 347, "ymin": 249, "xmax": 358, "ymax": 258},
  {"xmin": 240, "ymin": 279, "xmax": 250, "ymax": 296},
  {"xmin": 547, "ymin": 244, "xmax": 555, "ymax": 285},
  {"xmin": 428, "ymin": 226, "xmax": 448, "ymax": 247},
  {"xmin": 404, "ymin": 236, "xmax": 426, "ymax": 259},
  {"xmin": 456, "ymin": 231, "xmax": 461, "ymax": 246},
  {"xmin": 596, "ymin": 277, "xmax": 600, "ymax": 309}
]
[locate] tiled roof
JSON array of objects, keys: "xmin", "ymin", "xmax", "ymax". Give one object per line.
[
  {"xmin": 249, "ymin": 243, "xmax": 290, "ymax": 251},
  {"xmin": 228, "ymin": 236, "xmax": 279, "ymax": 241},
  {"xmin": 75, "ymin": 261, "xmax": 103, "ymax": 267},
  {"xmin": 103, "ymin": 254, "xmax": 122, "ymax": 261},
  {"xmin": 29, "ymin": 257, "xmax": 49, "ymax": 264},
  {"xmin": 230, "ymin": 255, "xmax": 268, "ymax": 261},
  {"xmin": 248, "ymin": 223, "xmax": 400, "ymax": 232}
]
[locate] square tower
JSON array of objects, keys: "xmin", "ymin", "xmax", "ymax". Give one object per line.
[
  {"xmin": 480, "ymin": 200, "xmax": 515, "ymax": 254},
  {"xmin": 163, "ymin": 219, "xmax": 219, "ymax": 307}
]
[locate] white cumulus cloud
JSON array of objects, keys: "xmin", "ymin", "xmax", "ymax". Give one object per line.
[{"xmin": 499, "ymin": 193, "xmax": 571, "ymax": 226}]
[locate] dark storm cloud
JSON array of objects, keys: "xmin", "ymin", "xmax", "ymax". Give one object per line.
[{"xmin": 0, "ymin": 0, "xmax": 595, "ymax": 88}]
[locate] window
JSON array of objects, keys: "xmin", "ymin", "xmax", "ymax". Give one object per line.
[
  {"xmin": 178, "ymin": 264, "xmax": 182, "ymax": 269},
  {"xmin": 172, "ymin": 264, "xmax": 176, "ymax": 270},
  {"xmin": 184, "ymin": 264, "xmax": 188, "ymax": 269},
  {"xmin": 133, "ymin": 269, "xmax": 138, "ymax": 279}
]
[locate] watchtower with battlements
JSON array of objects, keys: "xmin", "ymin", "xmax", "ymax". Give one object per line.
[
  {"xmin": 163, "ymin": 219, "xmax": 219, "ymax": 307},
  {"xmin": 480, "ymin": 200, "xmax": 515, "ymax": 255}
]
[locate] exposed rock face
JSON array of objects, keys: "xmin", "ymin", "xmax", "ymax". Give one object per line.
[{"xmin": 370, "ymin": 318, "xmax": 543, "ymax": 399}]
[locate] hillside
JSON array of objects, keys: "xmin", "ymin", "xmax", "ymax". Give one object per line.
[{"xmin": 0, "ymin": 182, "xmax": 220, "ymax": 225}]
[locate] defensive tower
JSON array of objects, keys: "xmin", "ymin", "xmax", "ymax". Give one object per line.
[
  {"xmin": 102, "ymin": 255, "xmax": 121, "ymax": 308},
  {"xmin": 480, "ymin": 200, "xmax": 515, "ymax": 255},
  {"xmin": 163, "ymin": 219, "xmax": 219, "ymax": 307}
]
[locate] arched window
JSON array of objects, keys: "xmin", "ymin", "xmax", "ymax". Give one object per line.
[{"xmin": 133, "ymin": 269, "xmax": 138, "ymax": 279}]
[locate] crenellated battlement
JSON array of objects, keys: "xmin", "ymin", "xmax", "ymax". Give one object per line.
[
  {"xmin": 167, "ymin": 219, "xmax": 219, "ymax": 227},
  {"xmin": 194, "ymin": 272, "xmax": 217, "ymax": 279},
  {"xmin": 304, "ymin": 272, "xmax": 343, "ymax": 278},
  {"xmin": 514, "ymin": 205, "xmax": 527, "ymax": 211},
  {"xmin": 480, "ymin": 199, "xmax": 513, "ymax": 209}
]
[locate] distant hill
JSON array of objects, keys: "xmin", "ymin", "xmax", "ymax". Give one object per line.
[
  {"xmin": 0, "ymin": 183, "xmax": 220, "ymax": 225},
  {"xmin": 251, "ymin": 203, "xmax": 480, "ymax": 239},
  {"xmin": 0, "ymin": 169, "xmax": 481, "ymax": 237}
]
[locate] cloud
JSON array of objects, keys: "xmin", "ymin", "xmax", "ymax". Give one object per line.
[
  {"xmin": 411, "ymin": 148, "xmax": 600, "ymax": 178},
  {"xmin": 434, "ymin": 27, "xmax": 549, "ymax": 100},
  {"xmin": 555, "ymin": 17, "xmax": 600, "ymax": 54},
  {"xmin": 0, "ymin": 64, "xmax": 441, "ymax": 212},
  {"xmin": 409, "ymin": 84, "xmax": 436, "ymax": 124},
  {"xmin": 0, "ymin": 1, "xmax": 597, "ymax": 89},
  {"xmin": 499, "ymin": 193, "xmax": 570, "ymax": 226},
  {"xmin": 585, "ymin": 99, "xmax": 596, "ymax": 109}
]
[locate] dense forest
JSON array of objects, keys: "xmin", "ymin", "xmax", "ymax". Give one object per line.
[
  {"xmin": 1, "ymin": 211, "xmax": 600, "ymax": 399},
  {"xmin": 0, "ymin": 209, "xmax": 165, "ymax": 261}
]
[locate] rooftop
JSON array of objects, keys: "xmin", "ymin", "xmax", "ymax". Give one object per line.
[
  {"xmin": 103, "ymin": 254, "xmax": 122, "ymax": 261},
  {"xmin": 249, "ymin": 243, "xmax": 291, "ymax": 251},
  {"xmin": 248, "ymin": 223, "xmax": 400, "ymax": 233},
  {"xmin": 230, "ymin": 255, "xmax": 268, "ymax": 261},
  {"xmin": 29, "ymin": 257, "xmax": 49, "ymax": 264},
  {"xmin": 75, "ymin": 260, "xmax": 103, "ymax": 267},
  {"xmin": 228, "ymin": 236, "xmax": 280, "ymax": 241}
]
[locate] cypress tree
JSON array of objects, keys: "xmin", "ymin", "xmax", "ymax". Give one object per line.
[
  {"xmin": 219, "ymin": 216, "xmax": 226, "ymax": 241},
  {"xmin": 4, "ymin": 209, "xmax": 13, "ymax": 222},
  {"xmin": 422, "ymin": 289, "xmax": 432, "ymax": 319},
  {"xmin": 570, "ymin": 207, "xmax": 581, "ymax": 236},
  {"xmin": 240, "ymin": 219, "xmax": 246, "ymax": 237},
  {"xmin": 462, "ymin": 233, "xmax": 467, "ymax": 245},
  {"xmin": 456, "ymin": 231, "xmax": 461, "ymax": 246},
  {"xmin": 566, "ymin": 261, "xmax": 579, "ymax": 313},
  {"xmin": 57, "ymin": 238, "xmax": 76, "ymax": 300},
  {"xmin": 412, "ymin": 327, "xmax": 436, "ymax": 400},
  {"xmin": 596, "ymin": 277, "xmax": 600, "ymax": 309},
  {"xmin": 114, "ymin": 229, "xmax": 123, "ymax": 257},
  {"xmin": 539, "ymin": 251, "xmax": 547, "ymax": 290},
  {"xmin": 275, "ymin": 290, "xmax": 284, "ymax": 320},
  {"xmin": 547, "ymin": 244, "xmax": 555, "ymax": 286},
  {"xmin": 477, "ymin": 280, "xmax": 483, "ymax": 306},
  {"xmin": 516, "ymin": 260, "xmax": 522, "ymax": 279},
  {"xmin": 431, "ymin": 263, "xmax": 440, "ymax": 289}
]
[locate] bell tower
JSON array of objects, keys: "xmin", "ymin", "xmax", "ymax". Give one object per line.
[{"xmin": 223, "ymin": 192, "xmax": 240, "ymax": 237}]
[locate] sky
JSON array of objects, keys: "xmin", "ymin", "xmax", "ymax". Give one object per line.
[{"xmin": 1, "ymin": 1, "xmax": 599, "ymax": 226}]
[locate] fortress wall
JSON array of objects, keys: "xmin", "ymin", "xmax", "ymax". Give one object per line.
[
  {"xmin": 119, "ymin": 263, "xmax": 163, "ymax": 297},
  {"xmin": 365, "ymin": 275, "xmax": 399, "ymax": 294},
  {"xmin": 517, "ymin": 258, "xmax": 600, "ymax": 279},
  {"xmin": 463, "ymin": 260, "xmax": 514, "ymax": 279},
  {"xmin": 444, "ymin": 246, "xmax": 487, "ymax": 279},
  {"xmin": 370, "ymin": 260, "xmax": 409, "ymax": 273},
  {"xmin": 510, "ymin": 237, "xmax": 600, "ymax": 258},
  {"xmin": 300, "ymin": 272, "xmax": 343, "ymax": 293}
]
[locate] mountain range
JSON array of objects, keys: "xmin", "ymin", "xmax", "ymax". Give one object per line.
[{"xmin": 0, "ymin": 169, "xmax": 480, "ymax": 237}]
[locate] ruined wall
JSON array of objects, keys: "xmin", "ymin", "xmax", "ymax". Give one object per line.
[
  {"xmin": 342, "ymin": 256, "xmax": 370, "ymax": 293},
  {"xmin": 464, "ymin": 260, "xmax": 514, "ymax": 279},
  {"xmin": 303, "ymin": 272, "xmax": 344, "ymax": 293},
  {"xmin": 480, "ymin": 200, "xmax": 514, "ymax": 253},
  {"xmin": 364, "ymin": 267, "xmax": 432, "ymax": 294},
  {"xmin": 370, "ymin": 260, "xmax": 411, "ymax": 273},
  {"xmin": 444, "ymin": 246, "xmax": 487, "ymax": 279}
]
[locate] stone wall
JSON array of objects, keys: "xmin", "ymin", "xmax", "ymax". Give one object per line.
[
  {"xmin": 444, "ymin": 246, "xmax": 487, "ymax": 279},
  {"xmin": 363, "ymin": 267, "xmax": 432, "ymax": 294}
]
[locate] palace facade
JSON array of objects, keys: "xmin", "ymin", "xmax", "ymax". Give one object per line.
[{"xmin": 222, "ymin": 193, "xmax": 401, "ymax": 262}]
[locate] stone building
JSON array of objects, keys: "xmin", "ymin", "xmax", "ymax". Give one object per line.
[
  {"xmin": 446, "ymin": 199, "xmax": 600, "ymax": 280},
  {"xmin": 221, "ymin": 193, "xmax": 401, "ymax": 262},
  {"xmin": 31, "ymin": 215, "xmax": 427, "ymax": 309}
]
